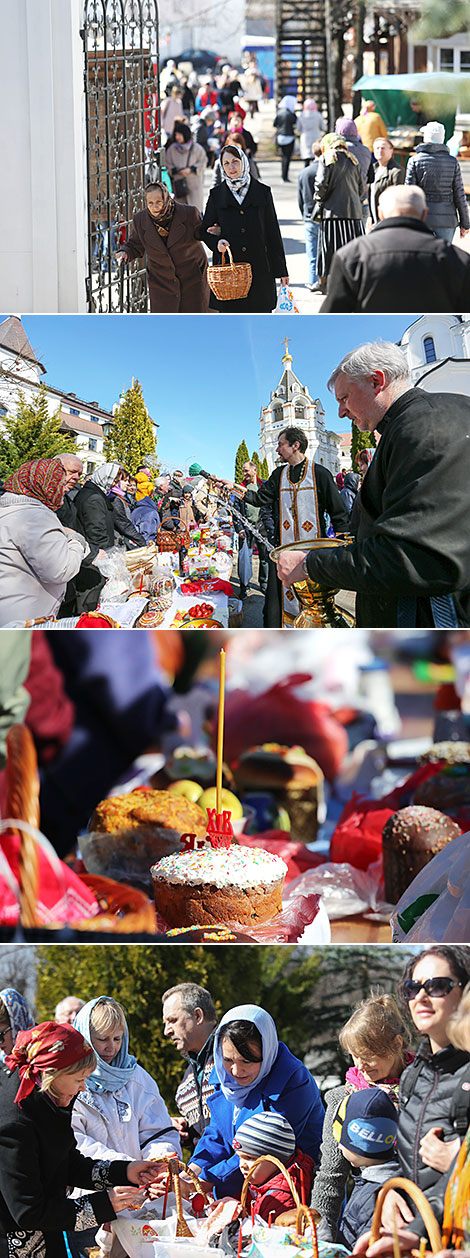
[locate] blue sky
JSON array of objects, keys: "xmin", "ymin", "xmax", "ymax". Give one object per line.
[{"xmin": 13, "ymin": 314, "xmax": 418, "ymax": 476}]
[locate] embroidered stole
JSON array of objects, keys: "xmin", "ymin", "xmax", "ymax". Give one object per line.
[{"xmin": 279, "ymin": 459, "xmax": 320, "ymax": 626}]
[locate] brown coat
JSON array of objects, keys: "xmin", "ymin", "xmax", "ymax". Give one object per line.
[
  {"xmin": 179, "ymin": 500, "xmax": 197, "ymax": 528},
  {"xmin": 122, "ymin": 203, "xmax": 210, "ymax": 312}
]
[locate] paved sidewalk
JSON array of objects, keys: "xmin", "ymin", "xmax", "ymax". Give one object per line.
[{"xmin": 231, "ymin": 553, "xmax": 356, "ymax": 626}]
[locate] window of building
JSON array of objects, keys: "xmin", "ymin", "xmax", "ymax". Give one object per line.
[
  {"xmin": 69, "ymin": 407, "xmax": 80, "ymax": 415},
  {"xmin": 423, "ymin": 335, "xmax": 437, "ymax": 363},
  {"xmin": 89, "ymin": 415, "xmax": 99, "ymax": 422},
  {"xmin": 460, "ymin": 50, "xmax": 470, "ymax": 71},
  {"xmin": 0, "ymin": 405, "xmax": 7, "ymax": 417},
  {"xmin": 86, "ymin": 461, "xmax": 95, "ymax": 474},
  {"xmin": 439, "ymin": 48, "xmax": 454, "ymax": 72},
  {"xmin": 88, "ymin": 438, "xmax": 97, "ymax": 450}
]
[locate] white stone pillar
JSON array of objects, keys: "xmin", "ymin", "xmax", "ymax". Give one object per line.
[{"xmin": 0, "ymin": 0, "xmax": 87, "ymax": 311}]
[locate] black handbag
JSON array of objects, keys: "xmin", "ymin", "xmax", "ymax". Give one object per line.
[
  {"xmin": 172, "ymin": 145, "xmax": 194, "ymax": 199},
  {"xmin": 310, "ymin": 201, "xmax": 323, "ymax": 223}
]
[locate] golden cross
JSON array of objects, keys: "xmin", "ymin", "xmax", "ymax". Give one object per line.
[{"xmin": 283, "ymin": 337, "xmax": 291, "ymax": 355}]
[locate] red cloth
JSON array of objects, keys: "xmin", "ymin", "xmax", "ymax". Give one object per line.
[
  {"xmin": 4, "ymin": 459, "xmax": 65, "ymax": 510},
  {"xmin": 214, "ymin": 675, "xmax": 348, "ymax": 780},
  {"xmin": 180, "ymin": 579, "xmax": 234, "ymax": 596},
  {"xmin": 23, "ymin": 632, "xmax": 75, "ymax": 764},
  {"xmin": 247, "ymin": 1149, "xmax": 315, "ymax": 1221},
  {"xmin": 329, "ymin": 760, "xmax": 465, "ymax": 871},
  {"xmin": 0, "ymin": 828, "xmax": 99, "ymax": 926},
  {"xmin": 5, "ymin": 1022, "xmax": 94, "ymax": 1104}
]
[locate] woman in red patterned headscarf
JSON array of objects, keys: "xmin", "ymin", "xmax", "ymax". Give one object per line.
[
  {"xmin": 0, "ymin": 1021, "xmax": 163, "ymax": 1258},
  {"xmin": 0, "ymin": 459, "xmax": 89, "ymax": 625}
]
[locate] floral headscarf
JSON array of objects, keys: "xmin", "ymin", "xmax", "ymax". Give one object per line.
[
  {"xmin": 88, "ymin": 462, "xmax": 122, "ymax": 495},
  {"xmin": 322, "ymin": 134, "xmax": 359, "ymax": 167},
  {"xmin": 0, "ymin": 988, "xmax": 34, "ymax": 1064},
  {"xmin": 145, "ymin": 182, "xmax": 176, "ymax": 237},
  {"xmin": 220, "ymin": 145, "xmax": 251, "ymax": 204},
  {"xmin": 4, "ymin": 459, "xmax": 66, "ymax": 511},
  {"xmin": 5, "ymin": 1021, "xmax": 94, "ymax": 1105}
]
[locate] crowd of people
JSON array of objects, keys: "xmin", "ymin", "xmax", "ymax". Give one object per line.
[
  {"xmin": 1, "ymin": 947, "xmax": 470, "ymax": 1258},
  {"xmin": 0, "ymin": 454, "xmax": 227, "ymax": 625}
]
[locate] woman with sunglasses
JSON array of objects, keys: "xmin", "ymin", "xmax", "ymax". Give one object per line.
[{"xmin": 354, "ymin": 946, "xmax": 470, "ymax": 1254}]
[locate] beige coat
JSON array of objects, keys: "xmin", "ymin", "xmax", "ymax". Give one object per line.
[{"xmin": 166, "ymin": 141, "xmax": 207, "ymax": 212}]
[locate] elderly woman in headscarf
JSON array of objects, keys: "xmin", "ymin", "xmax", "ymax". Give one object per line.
[
  {"xmin": 0, "ymin": 458, "xmax": 89, "ymax": 626},
  {"xmin": 74, "ymin": 462, "xmax": 121, "ymax": 552},
  {"xmin": 0, "ymin": 1021, "xmax": 162, "ymax": 1258},
  {"xmin": 71, "ymin": 998, "xmax": 181, "ymax": 1257},
  {"xmin": 297, "ymin": 98, "xmax": 326, "ymax": 166},
  {"xmin": 313, "ymin": 131, "xmax": 365, "ymax": 292},
  {"xmin": 116, "ymin": 181, "xmax": 209, "ymax": 313},
  {"xmin": 0, "ymin": 989, "xmax": 34, "ymax": 1063},
  {"xmin": 200, "ymin": 145, "xmax": 289, "ymax": 312},
  {"xmin": 273, "ymin": 95, "xmax": 298, "ymax": 182},
  {"xmin": 182, "ymin": 1004, "xmax": 324, "ymax": 1200},
  {"xmin": 165, "ymin": 121, "xmax": 207, "ymax": 211}
]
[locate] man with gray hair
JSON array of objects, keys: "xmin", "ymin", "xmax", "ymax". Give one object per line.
[
  {"xmin": 321, "ymin": 184, "xmax": 470, "ymax": 311},
  {"xmin": 54, "ymin": 995, "xmax": 85, "ymax": 1024},
  {"xmin": 162, "ymin": 983, "xmax": 217, "ymax": 1149},
  {"xmin": 276, "ymin": 340, "xmax": 470, "ymax": 627}
]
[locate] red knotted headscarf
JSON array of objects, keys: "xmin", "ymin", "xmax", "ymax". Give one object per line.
[
  {"xmin": 5, "ymin": 1021, "xmax": 94, "ymax": 1104},
  {"xmin": 4, "ymin": 459, "xmax": 66, "ymax": 511}
]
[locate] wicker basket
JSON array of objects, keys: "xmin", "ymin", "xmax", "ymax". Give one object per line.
[
  {"xmin": 156, "ymin": 517, "xmax": 191, "ymax": 553},
  {"xmin": 144, "ymin": 1156, "xmax": 211, "ymax": 1235},
  {"xmin": 207, "ymin": 244, "xmax": 252, "ymax": 301},
  {"xmin": 241, "ymin": 1155, "xmax": 319, "ymax": 1238},
  {"xmin": 370, "ymin": 1177, "xmax": 442, "ymax": 1256}
]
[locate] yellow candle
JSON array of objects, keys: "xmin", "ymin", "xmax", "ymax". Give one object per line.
[
  {"xmin": 419, "ymin": 1240, "xmax": 426, "ymax": 1258},
  {"xmin": 216, "ymin": 648, "xmax": 226, "ymax": 817},
  {"xmin": 392, "ymin": 1208, "xmax": 401, "ymax": 1258}
]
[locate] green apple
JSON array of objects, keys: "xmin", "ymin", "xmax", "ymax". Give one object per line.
[
  {"xmin": 168, "ymin": 780, "xmax": 204, "ymax": 803},
  {"xmin": 198, "ymin": 787, "xmax": 244, "ymax": 822}
]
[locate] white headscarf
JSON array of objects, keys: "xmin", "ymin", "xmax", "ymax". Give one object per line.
[
  {"xmin": 279, "ymin": 96, "xmax": 298, "ymax": 114},
  {"xmin": 214, "ymin": 1004, "xmax": 279, "ymax": 1107},
  {"xmin": 89, "ymin": 462, "xmax": 122, "ymax": 495},
  {"xmin": 221, "ymin": 147, "xmax": 251, "ymax": 204}
]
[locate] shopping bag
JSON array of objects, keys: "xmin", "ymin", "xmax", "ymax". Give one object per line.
[
  {"xmin": 391, "ymin": 830, "xmax": 470, "ymax": 942},
  {"xmin": 275, "ymin": 285, "xmax": 300, "ymax": 314}
]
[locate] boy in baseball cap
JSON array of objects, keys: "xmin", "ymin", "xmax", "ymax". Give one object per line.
[
  {"xmin": 233, "ymin": 1111, "xmax": 315, "ymax": 1221},
  {"xmin": 332, "ymin": 1087, "xmax": 399, "ymax": 1249}
]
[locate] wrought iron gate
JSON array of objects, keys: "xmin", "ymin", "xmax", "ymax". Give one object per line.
[
  {"xmin": 82, "ymin": 0, "xmax": 162, "ymax": 312},
  {"xmin": 275, "ymin": 0, "xmax": 329, "ymax": 121}
]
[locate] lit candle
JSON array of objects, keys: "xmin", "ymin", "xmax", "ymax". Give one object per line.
[
  {"xmin": 216, "ymin": 647, "xmax": 226, "ymax": 817},
  {"xmin": 162, "ymin": 1168, "xmax": 171, "ymax": 1220}
]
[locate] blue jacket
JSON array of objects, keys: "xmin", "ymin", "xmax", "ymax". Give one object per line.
[
  {"xmin": 131, "ymin": 498, "xmax": 161, "ymax": 544},
  {"xmin": 192, "ymin": 1042, "xmax": 324, "ymax": 1197},
  {"xmin": 338, "ymin": 1159, "xmax": 400, "ymax": 1248}
]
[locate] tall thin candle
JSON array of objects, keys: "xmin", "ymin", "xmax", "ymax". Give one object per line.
[
  {"xmin": 162, "ymin": 1168, "xmax": 171, "ymax": 1220},
  {"xmin": 237, "ymin": 1225, "xmax": 243, "ymax": 1258},
  {"xmin": 216, "ymin": 647, "xmax": 226, "ymax": 817}
]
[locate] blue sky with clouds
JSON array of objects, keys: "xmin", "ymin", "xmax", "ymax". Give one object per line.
[{"xmin": 12, "ymin": 314, "xmax": 419, "ymax": 476}]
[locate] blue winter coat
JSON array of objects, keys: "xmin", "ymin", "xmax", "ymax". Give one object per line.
[
  {"xmin": 131, "ymin": 498, "xmax": 161, "ymax": 544},
  {"xmin": 192, "ymin": 1042, "xmax": 324, "ymax": 1197}
]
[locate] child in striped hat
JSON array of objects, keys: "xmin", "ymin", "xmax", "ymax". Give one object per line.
[{"xmin": 232, "ymin": 1111, "xmax": 315, "ymax": 1221}]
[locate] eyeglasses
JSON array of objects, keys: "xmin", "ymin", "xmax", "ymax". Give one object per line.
[
  {"xmin": 0, "ymin": 1027, "xmax": 11, "ymax": 1045},
  {"xmin": 403, "ymin": 977, "xmax": 463, "ymax": 1001}
]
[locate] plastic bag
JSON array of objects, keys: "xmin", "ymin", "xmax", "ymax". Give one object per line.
[
  {"xmin": 112, "ymin": 1196, "xmax": 211, "ymax": 1258},
  {"xmin": 285, "ymin": 860, "xmax": 386, "ymax": 920},
  {"xmin": 275, "ymin": 285, "xmax": 300, "ymax": 314},
  {"xmin": 247, "ymin": 1222, "xmax": 349, "ymax": 1258},
  {"xmin": 95, "ymin": 547, "xmax": 132, "ymax": 602},
  {"xmin": 391, "ymin": 830, "xmax": 470, "ymax": 942}
]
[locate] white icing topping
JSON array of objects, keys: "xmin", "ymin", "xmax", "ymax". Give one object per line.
[{"xmin": 150, "ymin": 846, "xmax": 287, "ymax": 888}]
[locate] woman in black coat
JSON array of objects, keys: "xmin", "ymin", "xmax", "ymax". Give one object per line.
[
  {"xmin": 200, "ymin": 145, "xmax": 289, "ymax": 312},
  {"xmin": 74, "ymin": 463, "xmax": 121, "ymax": 551},
  {"xmin": 116, "ymin": 183, "xmax": 209, "ymax": 313},
  {"xmin": 314, "ymin": 135, "xmax": 365, "ymax": 291},
  {"xmin": 108, "ymin": 472, "xmax": 146, "ymax": 549},
  {"xmin": 0, "ymin": 1022, "xmax": 161, "ymax": 1258}
]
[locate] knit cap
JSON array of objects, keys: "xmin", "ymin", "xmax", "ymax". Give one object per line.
[
  {"xmin": 333, "ymin": 1087, "xmax": 397, "ymax": 1161},
  {"xmin": 188, "ymin": 462, "xmax": 203, "ymax": 476},
  {"xmin": 421, "ymin": 121, "xmax": 445, "ymax": 145},
  {"xmin": 233, "ymin": 1112, "xmax": 296, "ymax": 1164}
]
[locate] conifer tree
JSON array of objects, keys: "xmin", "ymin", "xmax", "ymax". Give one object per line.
[
  {"xmin": 0, "ymin": 386, "xmax": 76, "ymax": 479},
  {"xmin": 351, "ymin": 426, "xmax": 376, "ymax": 472},
  {"xmin": 104, "ymin": 379, "xmax": 156, "ymax": 474},
  {"xmin": 251, "ymin": 450, "xmax": 261, "ymax": 473},
  {"xmin": 234, "ymin": 439, "xmax": 250, "ymax": 483},
  {"xmin": 260, "ymin": 455, "xmax": 270, "ymax": 480}
]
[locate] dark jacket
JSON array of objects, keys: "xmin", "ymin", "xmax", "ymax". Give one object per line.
[
  {"xmin": 338, "ymin": 1160, "xmax": 400, "ymax": 1248},
  {"xmin": 405, "ymin": 143, "xmax": 470, "ymax": 230},
  {"xmin": 274, "ymin": 108, "xmax": 297, "ymax": 140},
  {"xmin": 200, "ymin": 178, "xmax": 287, "ymax": 312},
  {"xmin": 397, "ymin": 1043, "xmax": 470, "ymax": 1235},
  {"xmin": 74, "ymin": 481, "xmax": 115, "ymax": 550},
  {"xmin": 298, "ymin": 159, "xmax": 320, "ymax": 218},
  {"xmin": 314, "ymin": 151, "xmax": 365, "ymax": 219},
  {"xmin": 108, "ymin": 493, "xmax": 145, "ymax": 548},
  {"xmin": 302, "ymin": 387, "xmax": 470, "ymax": 628},
  {"xmin": 131, "ymin": 497, "xmax": 161, "ymax": 544},
  {"xmin": 339, "ymin": 471, "xmax": 360, "ymax": 515},
  {"xmin": 122, "ymin": 203, "xmax": 209, "ymax": 313},
  {"xmin": 0, "ymin": 1065, "xmax": 130, "ymax": 1258},
  {"xmin": 174, "ymin": 1030, "xmax": 216, "ymax": 1149},
  {"xmin": 369, "ymin": 158, "xmax": 405, "ymax": 221},
  {"xmin": 57, "ymin": 494, "xmax": 98, "ymax": 564},
  {"xmin": 321, "ymin": 216, "xmax": 470, "ymax": 312}
]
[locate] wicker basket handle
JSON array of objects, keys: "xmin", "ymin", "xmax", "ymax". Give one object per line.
[
  {"xmin": 296, "ymin": 1203, "xmax": 319, "ymax": 1255},
  {"xmin": 370, "ymin": 1178, "xmax": 442, "ymax": 1254},
  {"xmin": 221, "ymin": 244, "xmax": 235, "ymax": 269},
  {"xmin": 147, "ymin": 1155, "xmax": 211, "ymax": 1235},
  {"xmin": 6, "ymin": 725, "xmax": 40, "ymax": 928},
  {"xmin": 240, "ymin": 1154, "xmax": 301, "ymax": 1213}
]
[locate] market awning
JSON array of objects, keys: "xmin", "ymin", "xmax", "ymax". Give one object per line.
[{"xmin": 353, "ymin": 72, "xmax": 470, "ymax": 139}]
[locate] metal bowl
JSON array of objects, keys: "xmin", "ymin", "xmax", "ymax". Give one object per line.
[{"xmin": 270, "ymin": 537, "xmax": 355, "ymax": 627}]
